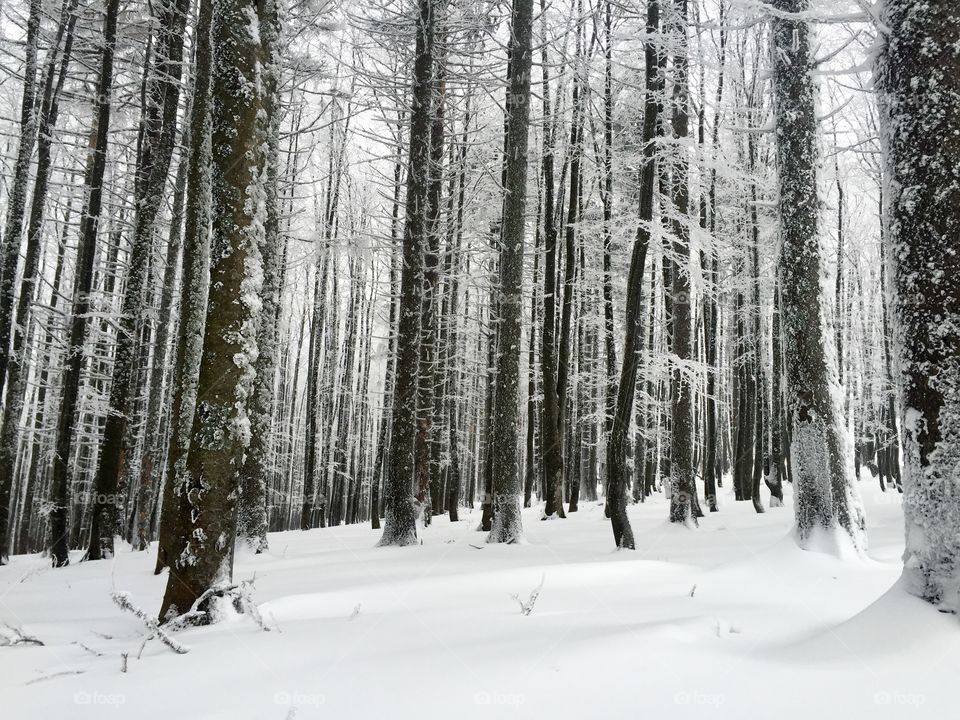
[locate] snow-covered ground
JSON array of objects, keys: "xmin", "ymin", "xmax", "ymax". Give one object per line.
[{"xmin": 1, "ymin": 478, "xmax": 956, "ymax": 719}]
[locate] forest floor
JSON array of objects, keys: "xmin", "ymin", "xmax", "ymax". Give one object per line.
[{"xmin": 1, "ymin": 476, "xmax": 956, "ymax": 719}]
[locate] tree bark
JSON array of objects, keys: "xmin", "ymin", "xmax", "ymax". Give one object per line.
[
  {"xmin": 487, "ymin": 0, "xmax": 534, "ymax": 544},
  {"xmin": 771, "ymin": 0, "xmax": 864, "ymax": 551},
  {"xmin": 877, "ymin": 0, "xmax": 960, "ymax": 610},
  {"xmin": 159, "ymin": 0, "xmax": 266, "ymax": 620}
]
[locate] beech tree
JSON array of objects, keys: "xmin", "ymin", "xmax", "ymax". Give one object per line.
[
  {"xmin": 159, "ymin": 0, "xmax": 267, "ymax": 620},
  {"xmin": 487, "ymin": 0, "xmax": 535, "ymax": 544},
  {"xmin": 770, "ymin": 0, "xmax": 865, "ymax": 551},
  {"xmin": 877, "ymin": 0, "xmax": 960, "ymax": 611}
]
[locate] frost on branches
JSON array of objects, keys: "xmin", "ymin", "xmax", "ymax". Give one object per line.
[{"xmin": 877, "ymin": 0, "xmax": 960, "ymax": 612}]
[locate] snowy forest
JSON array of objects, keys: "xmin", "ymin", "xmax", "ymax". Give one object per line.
[{"xmin": 0, "ymin": 0, "xmax": 957, "ymax": 717}]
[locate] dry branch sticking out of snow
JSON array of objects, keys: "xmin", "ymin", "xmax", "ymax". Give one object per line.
[{"xmin": 512, "ymin": 573, "xmax": 545, "ymax": 616}]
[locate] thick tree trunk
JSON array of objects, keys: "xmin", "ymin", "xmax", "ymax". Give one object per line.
[
  {"xmin": 878, "ymin": 0, "xmax": 960, "ymax": 611},
  {"xmin": 237, "ymin": 0, "xmax": 282, "ymax": 552},
  {"xmin": 158, "ymin": 0, "xmax": 265, "ymax": 620},
  {"xmin": 771, "ymin": 0, "xmax": 864, "ymax": 552}
]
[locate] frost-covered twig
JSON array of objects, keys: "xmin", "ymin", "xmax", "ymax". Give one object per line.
[
  {"xmin": 163, "ymin": 578, "xmax": 270, "ymax": 632},
  {"xmin": 0, "ymin": 621, "xmax": 44, "ymax": 646},
  {"xmin": 73, "ymin": 641, "xmax": 103, "ymax": 657},
  {"xmin": 511, "ymin": 573, "xmax": 545, "ymax": 616},
  {"xmin": 111, "ymin": 591, "xmax": 189, "ymax": 654}
]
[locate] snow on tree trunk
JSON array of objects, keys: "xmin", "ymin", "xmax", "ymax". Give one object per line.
[
  {"xmin": 770, "ymin": 0, "xmax": 865, "ymax": 553},
  {"xmin": 155, "ymin": 0, "xmax": 214, "ymax": 574},
  {"xmin": 487, "ymin": 0, "xmax": 535, "ymax": 544},
  {"xmin": 0, "ymin": 0, "xmax": 41, "ymax": 407},
  {"xmin": 237, "ymin": 0, "xmax": 283, "ymax": 554},
  {"xmin": 667, "ymin": 0, "xmax": 698, "ymax": 527},
  {"xmin": 48, "ymin": 0, "xmax": 122, "ymax": 568},
  {"xmin": 377, "ymin": 0, "xmax": 437, "ymax": 547},
  {"xmin": 159, "ymin": 0, "xmax": 265, "ymax": 620},
  {"xmin": 877, "ymin": 0, "xmax": 960, "ymax": 611}
]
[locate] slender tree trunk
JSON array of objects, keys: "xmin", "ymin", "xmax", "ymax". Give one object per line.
[
  {"xmin": 0, "ymin": 0, "xmax": 78, "ymax": 563},
  {"xmin": 48, "ymin": 0, "xmax": 122, "ymax": 568},
  {"xmin": 487, "ymin": 0, "xmax": 534, "ymax": 544},
  {"xmin": 0, "ymin": 0, "xmax": 42, "ymax": 406},
  {"xmin": 607, "ymin": 0, "xmax": 663, "ymax": 549},
  {"xmin": 89, "ymin": 0, "xmax": 192, "ymax": 560},
  {"xmin": 378, "ymin": 0, "xmax": 438, "ymax": 547},
  {"xmin": 539, "ymin": 0, "xmax": 565, "ymax": 519}
]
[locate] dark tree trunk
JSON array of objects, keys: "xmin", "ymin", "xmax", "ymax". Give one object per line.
[
  {"xmin": 155, "ymin": 0, "xmax": 214, "ymax": 574},
  {"xmin": 378, "ymin": 0, "xmax": 438, "ymax": 547},
  {"xmin": 487, "ymin": 0, "xmax": 534, "ymax": 544},
  {"xmin": 771, "ymin": 0, "xmax": 864, "ymax": 551},
  {"xmin": 878, "ymin": 0, "xmax": 960, "ymax": 609},
  {"xmin": 48, "ymin": 0, "xmax": 122, "ymax": 568},
  {"xmin": 667, "ymin": 0, "xmax": 698, "ymax": 526},
  {"xmin": 89, "ymin": 0, "xmax": 192, "ymax": 562},
  {"xmin": 159, "ymin": 0, "xmax": 266, "ymax": 620},
  {"xmin": 606, "ymin": 0, "xmax": 663, "ymax": 549},
  {"xmin": 538, "ymin": 0, "xmax": 565, "ymax": 520}
]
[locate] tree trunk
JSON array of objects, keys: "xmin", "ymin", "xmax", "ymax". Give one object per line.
[
  {"xmin": 159, "ymin": 0, "xmax": 266, "ymax": 620},
  {"xmin": 487, "ymin": 0, "xmax": 534, "ymax": 544},
  {"xmin": 877, "ymin": 0, "xmax": 960, "ymax": 610},
  {"xmin": 771, "ymin": 0, "xmax": 864, "ymax": 552},
  {"xmin": 377, "ymin": 0, "xmax": 438, "ymax": 547},
  {"xmin": 155, "ymin": 0, "xmax": 214, "ymax": 574},
  {"xmin": 667, "ymin": 0, "xmax": 698, "ymax": 526},
  {"xmin": 606, "ymin": 0, "xmax": 663, "ymax": 549},
  {"xmin": 48, "ymin": 0, "xmax": 122, "ymax": 568}
]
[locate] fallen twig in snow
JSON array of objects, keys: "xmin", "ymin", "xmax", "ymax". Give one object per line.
[
  {"xmin": 511, "ymin": 573, "xmax": 545, "ymax": 616},
  {"xmin": 26, "ymin": 670, "xmax": 85, "ymax": 685},
  {"xmin": 0, "ymin": 622, "xmax": 44, "ymax": 646},
  {"xmin": 73, "ymin": 641, "xmax": 103, "ymax": 657},
  {"xmin": 111, "ymin": 591, "xmax": 189, "ymax": 654}
]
